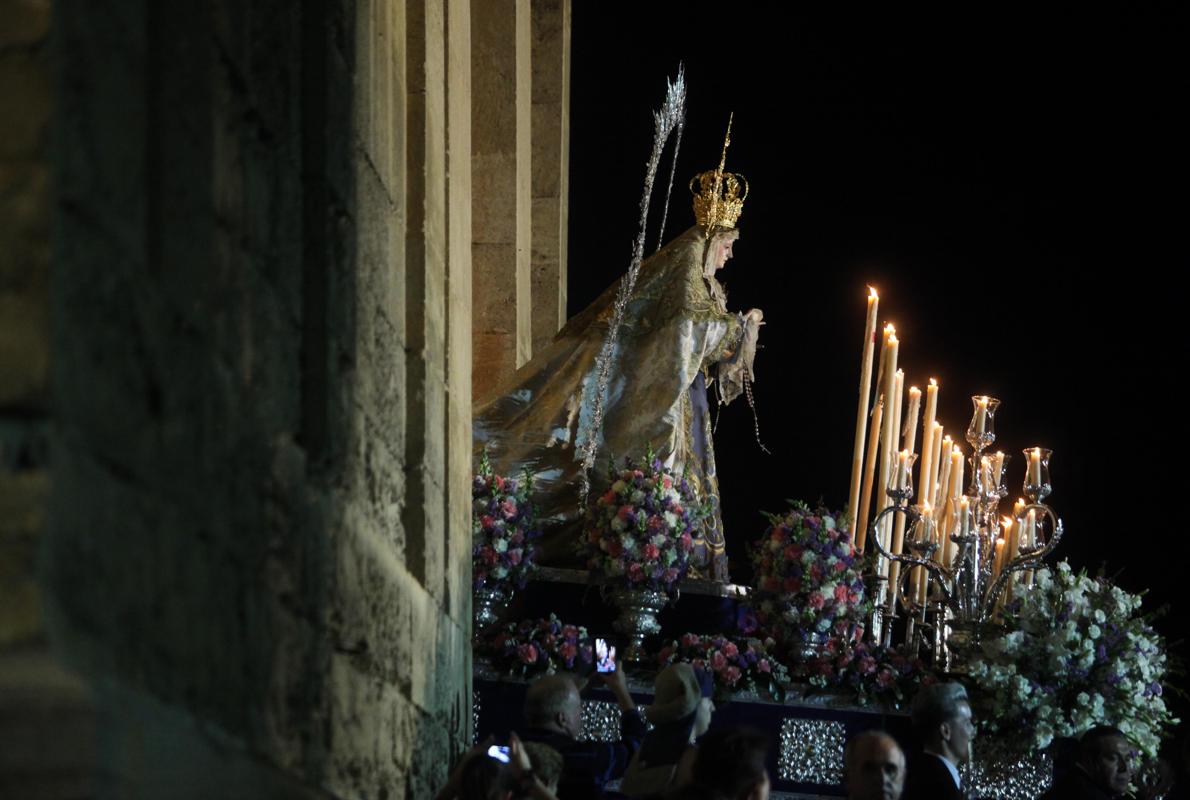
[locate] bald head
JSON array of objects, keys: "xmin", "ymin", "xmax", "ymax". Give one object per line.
[
  {"xmin": 524, "ymin": 675, "xmax": 582, "ymax": 738},
  {"xmin": 844, "ymin": 731, "xmax": 905, "ymax": 800}
]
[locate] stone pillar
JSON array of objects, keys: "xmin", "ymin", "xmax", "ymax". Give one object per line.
[
  {"xmin": 530, "ymin": 0, "xmax": 569, "ymax": 356},
  {"xmin": 471, "ymin": 0, "xmax": 531, "ymax": 402},
  {"xmin": 444, "ymin": 0, "xmax": 474, "ymax": 639}
]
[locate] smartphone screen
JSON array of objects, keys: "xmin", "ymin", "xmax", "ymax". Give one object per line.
[
  {"xmin": 487, "ymin": 745, "xmax": 511, "ymax": 763},
  {"xmin": 595, "ymin": 637, "xmax": 617, "ymax": 673}
]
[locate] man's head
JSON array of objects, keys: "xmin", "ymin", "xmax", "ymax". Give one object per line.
[
  {"xmin": 910, "ymin": 682, "xmax": 975, "ymax": 766},
  {"xmin": 1078, "ymin": 726, "xmax": 1133, "ymax": 797},
  {"xmin": 523, "ymin": 675, "xmax": 582, "ymax": 739},
  {"xmin": 521, "ymin": 741, "xmax": 564, "ymax": 794},
  {"xmin": 844, "ymin": 731, "xmax": 906, "ymax": 800},
  {"xmin": 688, "ymin": 726, "xmax": 770, "ymax": 800}
]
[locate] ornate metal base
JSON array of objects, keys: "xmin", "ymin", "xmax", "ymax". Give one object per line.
[
  {"xmin": 961, "ymin": 737, "xmax": 1053, "ymax": 800},
  {"xmin": 608, "ymin": 587, "xmax": 668, "ymax": 663},
  {"xmin": 473, "ymin": 585, "xmax": 512, "ymax": 633}
]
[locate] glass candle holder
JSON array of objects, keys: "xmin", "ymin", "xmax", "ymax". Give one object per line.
[
  {"xmin": 887, "ymin": 450, "xmax": 918, "ymax": 499},
  {"xmin": 1022, "ymin": 447, "xmax": 1053, "ymax": 503},
  {"xmin": 966, "ymin": 395, "xmax": 1001, "ymax": 451}
]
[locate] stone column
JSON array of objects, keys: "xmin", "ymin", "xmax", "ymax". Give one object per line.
[
  {"xmin": 530, "ymin": 0, "xmax": 569, "ymax": 356},
  {"xmin": 471, "ymin": 0, "xmax": 531, "ymax": 402}
]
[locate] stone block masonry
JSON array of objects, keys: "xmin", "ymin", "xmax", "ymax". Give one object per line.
[{"xmin": 0, "ymin": 0, "xmax": 476, "ymax": 796}]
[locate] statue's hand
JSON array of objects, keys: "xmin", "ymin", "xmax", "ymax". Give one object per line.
[{"xmin": 745, "ymin": 308, "xmax": 764, "ymax": 325}]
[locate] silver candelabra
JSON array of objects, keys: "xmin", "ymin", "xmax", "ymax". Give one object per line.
[{"xmin": 866, "ymin": 396, "xmax": 1064, "ymax": 671}]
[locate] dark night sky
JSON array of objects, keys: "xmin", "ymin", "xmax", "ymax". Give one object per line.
[{"xmin": 566, "ymin": 8, "xmax": 1188, "ymax": 702}]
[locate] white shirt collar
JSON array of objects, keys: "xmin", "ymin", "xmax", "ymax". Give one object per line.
[{"xmin": 924, "ymin": 750, "xmax": 961, "ymax": 789}]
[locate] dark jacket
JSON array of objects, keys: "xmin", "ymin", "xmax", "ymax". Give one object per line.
[
  {"xmin": 902, "ymin": 752, "xmax": 964, "ymax": 800},
  {"xmin": 1040, "ymin": 767, "xmax": 1120, "ymax": 800},
  {"xmin": 522, "ymin": 707, "xmax": 648, "ymax": 800}
]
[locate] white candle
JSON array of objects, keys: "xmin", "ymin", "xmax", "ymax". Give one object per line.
[
  {"xmin": 919, "ymin": 380, "xmax": 938, "ymax": 507},
  {"xmin": 848, "ymin": 288, "xmax": 880, "ymax": 523},
  {"xmin": 895, "ymin": 449, "xmax": 911, "ymax": 490},
  {"xmin": 992, "ymin": 451, "xmax": 1005, "ymax": 488},
  {"xmin": 854, "ymin": 397, "xmax": 884, "ymax": 553},
  {"xmin": 974, "ymin": 396, "xmax": 990, "ymax": 435},
  {"xmin": 1028, "ymin": 447, "xmax": 1043, "ymax": 487}
]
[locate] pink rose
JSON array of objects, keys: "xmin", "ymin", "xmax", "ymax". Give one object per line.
[
  {"xmin": 848, "ymin": 590, "xmax": 862, "ymax": 605},
  {"xmin": 559, "ymin": 642, "xmax": 577, "ymax": 663},
  {"xmin": 628, "ymin": 563, "xmax": 644, "ymax": 581},
  {"xmin": 711, "ymin": 652, "xmax": 728, "ymax": 671},
  {"xmin": 662, "ymin": 475, "xmax": 673, "ymax": 489},
  {"xmin": 664, "ymin": 568, "xmax": 679, "ymax": 584},
  {"xmin": 834, "ymin": 584, "xmax": 849, "ymax": 603},
  {"xmin": 809, "ymin": 564, "xmax": 823, "ymax": 582},
  {"xmin": 758, "ymin": 659, "xmax": 771, "ymax": 674},
  {"xmin": 480, "ymin": 515, "xmax": 496, "ymax": 529},
  {"xmin": 724, "ymin": 666, "xmax": 741, "ymax": 685},
  {"xmin": 644, "ymin": 543, "xmax": 660, "ymax": 560},
  {"xmin": 770, "ymin": 529, "xmax": 787, "ymax": 543},
  {"xmin": 507, "ymin": 548, "xmax": 523, "ymax": 566},
  {"xmin": 617, "ymin": 505, "xmax": 634, "ymax": 521},
  {"xmin": 481, "ymin": 547, "xmax": 498, "ymax": 565},
  {"xmin": 876, "ymin": 667, "xmax": 895, "ymax": 688},
  {"xmin": 670, "ymin": 504, "xmax": 683, "ymax": 516},
  {"xmin": 680, "ymin": 532, "xmax": 693, "ymax": 552},
  {"xmin": 808, "ymin": 592, "xmax": 826, "ymax": 610},
  {"xmin": 681, "ymin": 633, "xmax": 700, "ymax": 647},
  {"xmin": 493, "ymin": 476, "xmax": 506, "ymax": 491},
  {"xmin": 517, "ymin": 643, "xmax": 538, "ymax": 664},
  {"xmin": 833, "ymin": 561, "xmax": 847, "ymax": 573},
  {"xmin": 561, "ymin": 625, "xmax": 578, "ymax": 639},
  {"xmin": 648, "ymin": 514, "xmax": 665, "ymax": 531},
  {"xmin": 501, "ymin": 498, "xmax": 518, "ymax": 519},
  {"xmin": 858, "ymin": 655, "xmax": 877, "ymax": 675},
  {"xmin": 722, "ymin": 642, "xmax": 739, "ymax": 658}
]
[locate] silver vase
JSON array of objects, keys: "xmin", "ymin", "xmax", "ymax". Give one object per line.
[
  {"xmin": 793, "ymin": 630, "xmax": 832, "ymax": 663},
  {"xmin": 473, "ymin": 585, "xmax": 513, "ymax": 633},
  {"xmin": 608, "ymin": 587, "xmax": 668, "ymax": 663}
]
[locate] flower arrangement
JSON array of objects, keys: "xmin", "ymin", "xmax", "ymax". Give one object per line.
[
  {"xmin": 476, "ymin": 615, "xmax": 594, "ymax": 678},
  {"xmin": 801, "ymin": 639, "xmax": 936, "ymax": 709},
  {"xmin": 968, "ymin": 561, "xmax": 1176, "ymax": 757},
  {"xmin": 749, "ymin": 502, "xmax": 870, "ymax": 646},
  {"xmin": 583, "ymin": 450, "xmax": 703, "ymax": 593},
  {"xmin": 473, "ymin": 449, "xmax": 539, "ymax": 590},
  {"xmin": 657, "ymin": 632, "xmax": 791, "ymax": 702}
]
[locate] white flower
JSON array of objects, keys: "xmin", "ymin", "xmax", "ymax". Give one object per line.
[{"xmin": 492, "ymin": 537, "xmax": 508, "ymax": 553}]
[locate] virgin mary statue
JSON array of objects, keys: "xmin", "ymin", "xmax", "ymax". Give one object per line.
[{"xmin": 474, "ymin": 157, "xmax": 762, "ymax": 582}]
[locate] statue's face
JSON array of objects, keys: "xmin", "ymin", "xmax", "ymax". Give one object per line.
[{"xmin": 713, "ymin": 231, "xmax": 739, "ymax": 271}]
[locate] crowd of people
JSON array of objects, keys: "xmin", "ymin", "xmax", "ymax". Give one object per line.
[{"xmin": 436, "ymin": 665, "xmax": 1186, "ymax": 800}]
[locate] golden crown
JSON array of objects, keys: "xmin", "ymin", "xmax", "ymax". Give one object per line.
[{"xmin": 690, "ymin": 113, "xmax": 748, "ymax": 232}]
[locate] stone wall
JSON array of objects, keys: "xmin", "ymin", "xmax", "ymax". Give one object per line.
[{"xmin": 1, "ymin": 0, "xmax": 473, "ymax": 796}]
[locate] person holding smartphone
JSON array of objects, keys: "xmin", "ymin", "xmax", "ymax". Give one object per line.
[
  {"xmin": 434, "ymin": 732, "xmax": 561, "ymax": 800},
  {"xmin": 520, "ymin": 661, "xmax": 647, "ymax": 799}
]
